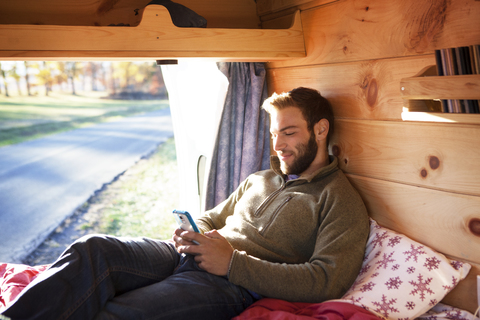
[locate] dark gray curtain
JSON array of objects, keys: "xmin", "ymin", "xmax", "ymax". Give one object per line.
[{"xmin": 204, "ymin": 62, "xmax": 271, "ymax": 210}]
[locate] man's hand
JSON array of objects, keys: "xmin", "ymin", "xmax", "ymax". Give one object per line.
[
  {"xmin": 173, "ymin": 228, "xmax": 197, "ymax": 247},
  {"xmin": 173, "ymin": 229, "xmax": 234, "ymax": 276}
]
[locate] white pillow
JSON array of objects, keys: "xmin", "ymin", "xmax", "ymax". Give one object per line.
[
  {"xmin": 338, "ymin": 219, "xmax": 471, "ymax": 320},
  {"xmin": 417, "ymin": 303, "xmax": 480, "ymax": 320}
]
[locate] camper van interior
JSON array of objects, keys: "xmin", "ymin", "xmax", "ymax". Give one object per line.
[{"xmin": 0, "ymin": 0, "xmax": 479, "ymax": 319}]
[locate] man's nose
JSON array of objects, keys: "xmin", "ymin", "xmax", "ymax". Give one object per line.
[{"xmin": 273, "ymin": 136, "xmax": 286, "ymax": 151}]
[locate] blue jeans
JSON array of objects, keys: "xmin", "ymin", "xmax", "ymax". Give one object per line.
[{"xmin": 2, "ymin": 235, "xmax": 258, "ymax": 320}]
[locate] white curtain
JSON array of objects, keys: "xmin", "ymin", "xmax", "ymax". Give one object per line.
[{"xmin": 161, "ymin": 60, "xmax": 228, "ymax": 217}]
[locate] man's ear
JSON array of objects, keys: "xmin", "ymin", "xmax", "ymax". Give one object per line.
[{"xmin": 313, "ymin": 119, "xmax": 329, "ymax": 142}]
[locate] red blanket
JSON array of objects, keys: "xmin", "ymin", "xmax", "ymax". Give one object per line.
[
  {"xmin": 0, "ymin": 263, "xmax": 49, "ymax": 312},
  {"xmin": 0, "ymin": 263, "xmax": 380, "ymax": 320},
  {"xmin": 232, "ymin": 298, "xmax": 381, "ymax": 320}
]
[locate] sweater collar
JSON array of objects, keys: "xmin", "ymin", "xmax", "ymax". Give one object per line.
[{"xmin": 270, "ymin": 155, "xmax": 339, "ymax": 183}]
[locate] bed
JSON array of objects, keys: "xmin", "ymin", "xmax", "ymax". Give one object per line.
[
  {"xmin": 232, "ymin": 220, "xmax": 478, "ymax": 320},
  {"xmin": 1, "ymin": 219, "xmax": 478, "ymax": 320}
]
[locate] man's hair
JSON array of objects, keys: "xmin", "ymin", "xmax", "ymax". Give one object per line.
[{"xmin": 262, "ymin": 87, "xmax": 334, "ymax": 144}]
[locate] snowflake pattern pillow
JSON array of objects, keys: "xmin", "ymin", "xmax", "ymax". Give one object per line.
[
  {"xmin": 338, "ymin": 219, "xmax": 471, "ymax": 320},
  {"xmin": 417, "ymin": 303, "xmax": 480, "ymax": 320}
]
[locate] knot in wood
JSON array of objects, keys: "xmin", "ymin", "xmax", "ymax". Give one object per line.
[
  {"xmin": 468, "ymin": 218, "xmax": 480, "ymax": 237},
  {"xmin": 420, "ymin": 168, "xmax": 428, "ymax": 178},
  {"xmin": 366, "ymin": 78, "xmax": 378, "ymax": 107},
  {"xmin": 429, "ymin": 155, "xmax": 440, "ymax": 170},
  {"xmin": 332, "ymin": 145, "xmax": 341, "ymax": 157}
]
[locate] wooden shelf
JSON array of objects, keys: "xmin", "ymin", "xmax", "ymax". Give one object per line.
[
  {"xmin": 0, "ymin": 6, "xmax": 305, "ymax": 62},
  {"xmin": 400, "ymin": 75, "xmax": 480, "ymax": 100},
  {"xmin": 400, "ymin": 66, "xmax": 480, "ymax": 124}
]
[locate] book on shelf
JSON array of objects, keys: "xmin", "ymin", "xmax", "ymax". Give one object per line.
[
  {"xmin": 473, "ymin": 45, "xmax": 480, "ymax": 112},
  {"xmin": 435, "ymin": 44, "xmax": 480, "ymax": 114},
  {"xmin": 435, "ymin": 49, "xmax": 449, "ymax": 113},
  {"xmin": 455, "ymin": 46, "xmax": 479, "ymax": 113}
]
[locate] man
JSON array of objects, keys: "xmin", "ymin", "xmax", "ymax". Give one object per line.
[{"xmin": 2, "ymin": 87, "xmax": 369, "ymax": 320}]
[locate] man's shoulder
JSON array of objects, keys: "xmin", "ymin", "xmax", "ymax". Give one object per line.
[{"xmin": 309, "ymin": 164, "xmax": 366, "ymax": 207}]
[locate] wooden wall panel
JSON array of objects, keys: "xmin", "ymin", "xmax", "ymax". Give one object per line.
[
  {"xmin": 346, "ymin": 174, "xmax": 480, "ymax": 264},
  {"xmin": 347, "ymin": 174, "xmax": 480, "ymax": 313},
  {"xmin": 267, "ymin": 55, "xmax": 435, "ymax": 120},
  {"xmin": 264, "ymin": 0, "xmax": 480, "ymax": 312},
  {"xmin": 268, "ymin": 0, "xmax": 480, "ymax": 69},
  {"xmin": 331, "ymin": 119, "xmax": 480, "ymax": 196},
  {"xmin": 257, "ymin": 0, "xmax": 336, "ymax": 17},
  {"xmin": 175, "ymin": 0, "xmax": 259, "ymax": 28}
]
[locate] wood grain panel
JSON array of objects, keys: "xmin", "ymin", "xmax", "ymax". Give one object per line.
[
  {"xmin": 269, "ymin": 0, "xmax": 480, "ymax": 68},
  {"xmin": 0, "ymin": 0, "xmax": 150, "ymax": 26},
  {"xmin": 0, "ymin": 0, "xmax": 259, "ymax": 28},
  {"xmin": 174, "ymin": 0, "xmax": 259, "ymax": 28},
  {"xmin": 346, "ymin": 174, "xmax": 480, "ymax": 263},
  {"xmin": 346, "ymin": 174, "xmax": 480, "ymax": 313},
  {"xmin": 262, "ymin": 14, "xmax": 299, "ymax": 30},
  {"xmin": 257, "ymin": 0, "xmax": 336, "ymax": 17},
  {"xmin": 0, "ymin": 6, "xmax": 304, "ymax": 61},
  {"xmin": 267, "ymin": 55, "xmax": 435, "ymax": 120},
  {"xmin": 330, "ymin": 119, "xmax": 480, "ymax": 196},
  {"xmin": 401, "ymin": 75, "xmax": 480, "ymax": 100}
]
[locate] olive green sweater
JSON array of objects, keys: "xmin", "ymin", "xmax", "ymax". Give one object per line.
[{"xmin": 196, "ymin": 156, "xmax": 369, "ymax": 303}]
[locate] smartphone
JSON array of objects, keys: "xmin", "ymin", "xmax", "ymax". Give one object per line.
[{"xmin": 173, "ymin": 210, "xmax": 200, "ymax": 233}]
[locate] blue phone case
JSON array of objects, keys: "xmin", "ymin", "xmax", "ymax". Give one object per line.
[{"xmin": 173, "ymin": 210, "xmax": 200, "ymax": 233}]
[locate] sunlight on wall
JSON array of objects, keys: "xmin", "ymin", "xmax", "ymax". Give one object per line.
[{"xmin": 401, "ymin": 107, "xmax": 458, "ymax": 123}]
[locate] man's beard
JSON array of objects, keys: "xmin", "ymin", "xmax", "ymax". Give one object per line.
[{"xmin": 280, "ymin": 132, "xmax": 318, "ymax": 175}]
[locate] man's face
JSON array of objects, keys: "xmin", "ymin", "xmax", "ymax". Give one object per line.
[{"xmin": 269, "ymin": 107, "xmax": 318, "ymax": 175}]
